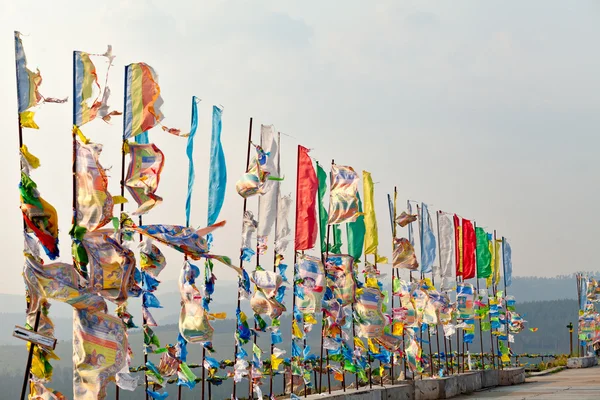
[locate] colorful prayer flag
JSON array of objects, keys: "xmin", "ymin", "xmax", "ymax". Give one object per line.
[
  {"xmin": 125, "ymin": 143, "xmax": 165, "ymax": 215},
  {"xmin": 355, "ymin": 287, "xmax": 385, "ymax": 338},
  {"xmin": 317, "ymin": 162, "xmax": 329, "ymax": 252},
  {"xmin": 75, "ymin": 140, "xmax": 114, "ymax": 231},
  {"xmin": 124, "ymin": 63, "xmax": 164, "ymax": 139},
  {"xmin": 325, "ymin": 254, "xmax": 355, "ymax": 306},
  {"xmin": 295, "ymin": 254, "xmax": 325, "ymax": 313},
  {"xmin": 257, "ymin": 124, "xmax": 280, "ymax": 241},
  {"xmin": 328, "ymin": 164, "xmax": 361, "ymax": 225},
  {"xmin": 294, "ymin": 146, "xmax": 318, "ymax": 251},
  {"xmin": 392, "ymin": 238, "xmax": 418, "ymax": 270}
]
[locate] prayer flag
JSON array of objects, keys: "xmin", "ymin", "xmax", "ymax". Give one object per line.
[
  {"xmin": 363, "ymin": 171, "xmax": 378, "ymax": 255},
  {"xmin": 503, "ymin": 238, "xmax": 513, "ymax": 287},
  {"xmin": 294, "ymin": 146, "xmax": 318, "ymax": 251},
  {"xmin": 346, "ymin": 193, "xmax": 366, "ymax": 261},
  {"xmin": 438, "ymin": 213, "xmax": 455, "ymax": 291},
  {"xmin": 125, "ymin": 143, "xmax": 165, "ymax": 215},
  {"xmin": 257, "ymin": 124, "xmax": 279, "ymax": 240},
  {"xmin": 462, "ymin": 219, "xmax": 476, "ymax": 279},
  {"xmin": 296, "ymin": 254, "xmax": 325, "ymax": 313},
  {"xmin": 124, "ymin": 63, "xmax": 164, "ymax": 139},
  {"xmin": 317, "ymin": 162, "xmax": 329, "ymax": 252},
  {"xmin": 476, "ymin": 227, "xmax": 492, "ymax": 278},
  {"xmin": 207, "ymin": 105, "xmax": 227, "ymax": 226},
  {"xmin": 328, "ymin": 164, "xmax": 360, "ymax": 224},
  {"xmin": 392, "ymin": 238, "xmax": 418, "ymax": 270},
  {"xmin": 420, "ymin": 203, "xmax": 436, "ymax": 274},
  {"xmin": 185, "ymin": 97, "xmax": 200, "ymax": 227}
]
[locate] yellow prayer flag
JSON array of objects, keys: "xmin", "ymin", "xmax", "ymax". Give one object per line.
[
  {"xmin": 354, "ymin": 337, "xmax": 366, "ymax": 350},
  {"xmin": 363, "ymin": 171, "xmax": 378, "ymax": 255},
  {"xmin": 292, "ymin": 320, "xmax": 303, "ymax": 339},
  {"xmin": 392, "ymin": 322, "xmax": 403, "ymax": 336},
  {"xmin": 20, "ymin": 111, "xmax": 39, "ymax": 129},
  {"xmin": 112, "ymin": 196, "xmax": 128, "ymax": 204},
  {"xmin": 304, "ymin": 314, "xmax": 317, "ymax": 325},
  {"xmin": 271, "ymin": 355, "xmax": 283, "ymax": 371},
  {"xmin": 368, "ymin": 338, "xmax": 379, "ymax": 354},
  {"xmin": 20, "ymin": 145, "xmax": 40, "ymax": 169}
]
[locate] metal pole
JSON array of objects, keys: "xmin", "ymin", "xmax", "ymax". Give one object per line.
[{"xmin": 232, "ymin": 117, "xmax": 254, "ymax": 400}]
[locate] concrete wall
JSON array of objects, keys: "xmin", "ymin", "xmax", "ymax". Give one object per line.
[
  {"xmin": 303, "ymin": 368, "xmax": 525, "ymax": 400},
  {"xmin": 567, "ymin": 356, "xmax": 598, "ymax": 369}
]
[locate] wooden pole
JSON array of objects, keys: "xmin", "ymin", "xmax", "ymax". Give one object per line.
[
  {"xmin": 388, "ymin": 189, "xmax": 397, "ymax": 384},
  {"xmin": 435, "ymin": 211, "xmax": 449, "ymax": 375},
  {"xmin": 232, "ymin": 117, "xmax": 254, "ymax": 400}
]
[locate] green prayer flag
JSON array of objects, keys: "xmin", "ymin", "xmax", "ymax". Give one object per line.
[
  {"xmin": 347, "ymin": 193, "xmax": 365, "ymax": 261},
  {"xmin": 329, "ymin": 224, "xmax": 343, "ymax": 253},
  {"xmin": 317, "ymin": 163, "xmax": 329, "ymax": 253},
  {"xmin": 476, "ymin": 227, "xmax": 492, "ymax": 278}
]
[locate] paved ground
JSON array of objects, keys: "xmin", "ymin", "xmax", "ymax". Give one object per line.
[{"xmin": 454, "ymin": 366, "xmax": 600, "ymax": 399}]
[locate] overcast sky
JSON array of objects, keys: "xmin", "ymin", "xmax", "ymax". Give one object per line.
[{"xmin": 1, "ymin": 0, "xmax": 599, "ymax": 297}]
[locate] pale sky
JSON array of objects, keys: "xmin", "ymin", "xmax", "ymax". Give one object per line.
[{"xmin": 1, "ymin": 0, "xmax": 599, "ymax": 296}]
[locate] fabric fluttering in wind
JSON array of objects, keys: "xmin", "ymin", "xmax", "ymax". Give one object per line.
[
  {"xmin": 294, "ymin": 146, "xmax": 318, "ymax": 251},
  {"xmin": 20, "ymin": 172, "xmax": 59, "ymax": 259},
  {"xmin": 325, "ymin": 254, "xmax": 355, "ymax": 306},
  {"xmin": 503, "ymin": 238, "xmax": 513, "ymax": 287},
  {"xmin": 251, "ymin": 270, "xmax": 286, "ymax": 318},
  {"xmin": 274, "ymin": 194, "xmax": 293, "ymax": 254},
  {"xmin": 456, "ymin": 282, "xmax": 475, "ymax": 320},
  {"xmin": 206, "ymin": 105, "xmax": 227, "ymax": 226},
  {"xmin": 23, "ymin": 257, "xmax": 127, "ymax": 400},
  {"xmin": 124, "ymin": 63, "xmax": 164, "ymax": 139},
  {"xmin": 184, "ymin": 96, "xmax": 200, "ymax": 228},
  {"xmin": 74, "ymin": 48, "xmax": 120, "ymax": 126},
  {"xmin": 462, "ymin": 219, "xmax": 476, "ymax": 279},
  {"xmin": 81, "ymin": 229, "xmax": 137, "ymax": 303},
  {"xmin": 295, "ymin": 254, "xmax": 325, "ymax": 313},
  {"xmin": 476, "ymin": 227, "xmax": 492, "ymax": 278},
  {"xmin": 236, "ymin": 144, "xmax": 276, "ymax": 199},
  {"xmin": 363, "ymin": 171, "xmax": 379, "ymax": 255},
  {"xmin": 125, "ymin": 143, "xmax": 165, "ymax": 215},
  {"xmin": 179, "ymin": 261, "xmax": 214, "ymax": 343},
  {"xmin": 257, "ymin": 124, "xmax": 280, "ymax": 244},
  {"xmin": 14, "ymin": 31, "xmax": 66, "ymax": 129},
  {"xmin": 392, "ymin": 238, "xmax": 418, "ymax": 270},
  {"xmin": 396, "ymin": 211, "xmax": 417, "ymax": 227},
  {"xmin": 328, "ymin": 164, "xmax": 361, "ymax": 225},
  {"xmin": 75, "ymin": 140, "xmax": 114, "ymax": 231},
  {"xmin": 420, "ymin": 203, "xmax": 437, "ymax": 274},
  {"xmin": 355, "ymin": 287, "xmax": 385, "ymax": 338},
  {"xmin": 438, "ymin": 213, "xmax": 455, "ymax": 291},
  {"xmin": 122, "ymin": 219, "xmax": 241, "ymax": 273}
]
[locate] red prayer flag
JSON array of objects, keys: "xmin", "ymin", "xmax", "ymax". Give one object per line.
[
  {"xmin": 294, "ymin": 145, "xmax": 318, "ymax": 251},
  {"xmin": 453, "ymin": 214, "xmax": 461, "ymax": 276},
  {"xmin": 462, "ymin": 218, "xmax": 476, "ymax": 279}
]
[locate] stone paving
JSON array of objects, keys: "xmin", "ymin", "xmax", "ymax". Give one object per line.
[{"xmin": 453, "ymin": 365, "xmax": 600, "ymax": 399}]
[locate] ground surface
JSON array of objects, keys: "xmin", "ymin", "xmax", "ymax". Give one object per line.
[{"xmin": 454, "ymin": 366, "xmax": 600, "ymax": 399}]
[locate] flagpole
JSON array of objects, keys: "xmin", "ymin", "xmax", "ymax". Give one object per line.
[
  {"xmin": 427, "ymin": 209, "xmax": 441, "ymax": 376},
  {"xmin": 232, "ymin": 117, "xmax": 254, "ymax": 399},
  {"xmin": 416, "ymin": 204, "xmax": 434, "ymax": 377},
  {"xmin": 435, "ymin": 211, "xmax": 450, "ymax": 375},
  {"xmin": 388, "ymin": 190, "xmax": 396, "ymax": 384},
  {"xmin": 453, "ymin": 215, "xmax": 462, "ymax": 375},
  {"xmin": 268, "ymin": 132, "xmax": 281, "ymax": 398},
  {"xmin": 474, "ymin": 222, "xmax": 485, "ymax": 370},
  {"xmin": 15, "ymin": 31, "xmax": 45, "ymax": 399},
  {"xmin": 289, "ymin": 144, "xmax": 301, "ymax": 397},
  {"xmin": 488, "ymin": 230, "xmax": 497, "ymax": 370},
  {"xmin": 501, "ymin": 237, "xmax": 511, "ymax": 362}
]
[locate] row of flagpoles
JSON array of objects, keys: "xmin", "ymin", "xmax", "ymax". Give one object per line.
[{"xmin": 14, "ymin": 31, "xmax": 525, "ymax": 400}]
